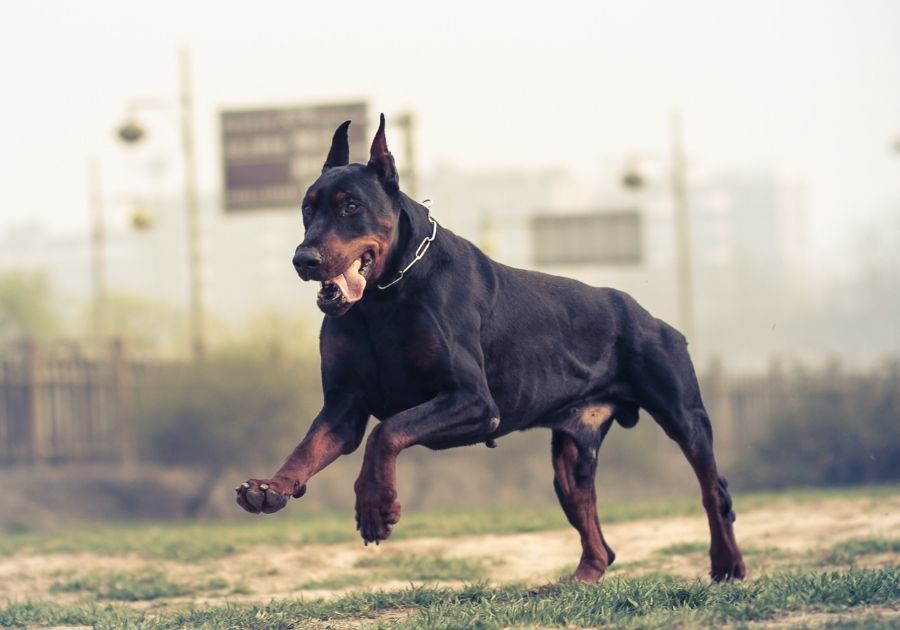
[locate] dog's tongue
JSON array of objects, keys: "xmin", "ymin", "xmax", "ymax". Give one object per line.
[{"xmin": 330, "ymin": 258, "xmax": 366, "ymax": 303}]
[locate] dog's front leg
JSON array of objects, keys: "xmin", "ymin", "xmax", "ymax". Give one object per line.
[
  {"xmin": 353, "ymin": 393, "xmax": 497, "ymax": 543},
  {"xmin": 237, "ymin": 396, "xmax": 368, "ymax": 514}
]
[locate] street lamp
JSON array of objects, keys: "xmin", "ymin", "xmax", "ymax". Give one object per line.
[
  {"xmin": 621, "ymin": 109, "xmax": 696, "ymax": 349},
  {"xmin": 117, "ymin": 119, "xmax": 145, "ymax": 144},
  {"xmin": 115, "ymin": 47, "xmax": 205, "ymax": 360}
]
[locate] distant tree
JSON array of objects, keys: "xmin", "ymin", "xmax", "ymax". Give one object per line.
[{"xmin": 0, "ymin": 271, "xmax": 58, "ymax": 344}]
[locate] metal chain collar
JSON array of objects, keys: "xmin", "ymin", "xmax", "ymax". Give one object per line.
[{"xmin": 377, "ymin": 200, "xmax": 438, "ymax": 290}]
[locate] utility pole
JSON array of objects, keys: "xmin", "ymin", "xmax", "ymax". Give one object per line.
[
  {"xmin": 669, "ymin": 109, "xmax": 696, "ymax": 349},
  {"xmin": 115, "ymin": 48, "xmax": 206, "ymax": 360},
  {"xmin": 179, "ymin": 47, "xmax": 205, "ymax": 360},
  {"xmin": 395, "ymin": 111, "xmax": 418, "ymax": 200},
  {"xmin": 88, "ymin": 158, "xmax": 108, "ymax": 348}
]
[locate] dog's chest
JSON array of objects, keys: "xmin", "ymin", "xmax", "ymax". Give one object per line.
[{"xmin": 362, "ymin": 316, "xmax": 447, "ymax": 418}]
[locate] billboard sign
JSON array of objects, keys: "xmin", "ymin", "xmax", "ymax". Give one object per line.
[
  {"xmin": 532, "ymin": 210, "xmax": 642, "ymax": 266},
  {"xmin": 221, "ymin": 102, "xmax": 367, "ymax": 211}
]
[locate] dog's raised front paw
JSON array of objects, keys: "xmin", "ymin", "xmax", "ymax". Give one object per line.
[
  {"xmin": 354, "ymin": 484, "xmax": 401, "ymax": 544},
  {"xmin": 235, "ymin": 477, "xmax": 305, "ymax": 514}
]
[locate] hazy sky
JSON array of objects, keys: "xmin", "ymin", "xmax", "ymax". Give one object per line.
[{"xmin": 2, "ymin": 1, "xmax": 899, "ymax": 270}]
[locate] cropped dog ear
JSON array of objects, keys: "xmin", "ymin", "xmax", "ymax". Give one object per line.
[
  {"xmin": 367, "ymin": 113, "xmax": 398, "ymax": 192},
  {"xmin": 322, "ymin": 120, "xmax": 352, "ymax": 171}
]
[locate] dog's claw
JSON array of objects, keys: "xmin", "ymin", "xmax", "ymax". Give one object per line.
[
  {"xmin": 241, "ymin": 482, "xmax": 250, "ymax": 489},
  {"xmin": 260, "ymin": 483, "xmax": 269, "ymax": 490}
]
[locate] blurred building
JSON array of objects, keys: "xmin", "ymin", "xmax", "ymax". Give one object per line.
[
  {"xmin": 0, "ymin": 196, "xmax": 319, "ymax": 344},
  {"xmin": 424, "ymin": 163, "xmax": 810, "ymax": 366}
]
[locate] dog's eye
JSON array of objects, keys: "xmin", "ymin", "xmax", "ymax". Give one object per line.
[
  {"xmin": 340, "ymin": 202, "xmax": 359, "ymax": 217},
  {"xmin": 302, "ymin": 206, "xmax": 313, "ymax": 219}
]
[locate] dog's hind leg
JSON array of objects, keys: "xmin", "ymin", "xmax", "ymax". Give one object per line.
[
  {"xmin": 663, "ymin": 408, "xmax": 745, "ymax": 581},
  {"xmin": 551, "ymin": 428, "xmax": 615, "ymax": 581},
  {"xmin": 636, "ymin": 334, "xmax": 746, "ymax": 581}
]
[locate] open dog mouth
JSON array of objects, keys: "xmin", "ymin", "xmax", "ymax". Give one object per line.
[{"xmin": 316, "ymin": 250, "xmax": 375, "ymax": 313}]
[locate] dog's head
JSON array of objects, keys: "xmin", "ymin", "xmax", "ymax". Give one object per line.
[{"xmin": 293, "ymin": 114, "xmax": 401, "ymax": 317}]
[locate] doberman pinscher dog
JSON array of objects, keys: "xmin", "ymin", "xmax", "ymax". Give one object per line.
[{"xmin": 236, "ymin": 115, "xmax": 746, "ymax": 582}]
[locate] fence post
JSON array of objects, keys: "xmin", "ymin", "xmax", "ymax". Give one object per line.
[
  {"xmin": 110, "ymin": 338, "xmax": 136, "ymax": 469},
  {"xmin": 23, "ymin": 339, "xmax": 46, "ymax": 465}
]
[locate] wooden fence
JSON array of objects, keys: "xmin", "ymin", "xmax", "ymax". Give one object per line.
[{"xmin": 0, "ymin": 340, "xmax": 162, "ymax": 466}]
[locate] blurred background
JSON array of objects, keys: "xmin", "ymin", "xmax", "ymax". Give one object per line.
[{"xmin": 1, "ymin": 1, "xmax": 898, "ymax": 530}]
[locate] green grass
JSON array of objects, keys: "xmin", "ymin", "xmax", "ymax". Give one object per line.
[
  {"xmin": 3, "ymin": 567, "xmax": 897, "ymax": 629},
  {"xmin": 398, "ymin": 569, "xmax": 900, "ymax": 629},
  {"xmin": 820, "ymin": 617, "xmax": 900, "ymax": 629},
  {"xmin": 49, "ymin": 568, "xmax": 241, "ymax": 601},
  {"xmin": 0, "ymin": 514, "xmax": 353, "ymax": 561},
  {"xmin": 298, "ymin": 553, "xmax": 493, "ymax": 590},
  {"xmin": 824, "ymin": 537, "xmax": 900, "ymax": 565},
  {"xmin": 654, "ymin": 541, "xmax": 708, "ymax": 556},
  {"xmin": 4, "ymin": 485, "xmax": 893, "ymax": 562},
  {"xmin": 654, "ymin": 542, "xmax": 781, "ymax": 559},
  {"xmin": 49, "ymin": 569, "xmax": 193, "ymax": 601},
  {"xmin": 298, "ymin": 574, "xmax": 368, "ymax": 590},
  {"xmin": 354, "ymin": 552, "xmax": 494, "ymax": 581}
]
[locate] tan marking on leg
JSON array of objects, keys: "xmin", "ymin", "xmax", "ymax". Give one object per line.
[{"xmin": 580, "ymin": 404, "xmax": 615, "ymax": 429}]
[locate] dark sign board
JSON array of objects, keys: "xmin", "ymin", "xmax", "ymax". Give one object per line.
[
  {"xmin": 221, "ymin": 102, "xmax": 367, "ymax": 211},
  {"xmin": 532, "ymin": 210, "xmax": 642, "ymax": 266}
]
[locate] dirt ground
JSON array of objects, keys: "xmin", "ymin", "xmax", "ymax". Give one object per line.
[{"xmin": 1, "ymin": 493, "xmax": 898, "ymax": 609}]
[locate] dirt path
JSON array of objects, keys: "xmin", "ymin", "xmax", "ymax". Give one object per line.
[{"xmin": 1, "ymin": 493, "xmax": 898, "ymax": 607}]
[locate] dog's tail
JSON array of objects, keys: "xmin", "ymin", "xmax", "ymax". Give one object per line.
[{"xmin": 614, "ymin": 402, "xmax": 640, "ymax": 428}]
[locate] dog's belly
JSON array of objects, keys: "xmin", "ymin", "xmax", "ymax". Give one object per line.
[{"xmin": 482, "ymin": 339, "xmax": 621, "ymax": 433}]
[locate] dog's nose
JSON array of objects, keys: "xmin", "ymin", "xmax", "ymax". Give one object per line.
[{"xmin": 293, "ymin": 246, "xmax": 323, "ymax": 272}]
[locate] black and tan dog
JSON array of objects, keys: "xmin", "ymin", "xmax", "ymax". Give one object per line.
[{"xmin": 236, "ymin": 115, "xmax": 745, "ymax": 582}]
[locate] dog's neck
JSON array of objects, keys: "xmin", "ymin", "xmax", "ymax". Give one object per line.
[{"xmin": 375, "ymin": 192, "xmax": 436, "ymax": 291}]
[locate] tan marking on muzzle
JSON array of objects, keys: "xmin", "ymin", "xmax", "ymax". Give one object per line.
[
  {"xmin": 317, "ymin": 228, "xmax": 393, "ymax": 284},
  {"xmin": 579, "ymin": 404, "xmax": 615, "ymax": 429}
]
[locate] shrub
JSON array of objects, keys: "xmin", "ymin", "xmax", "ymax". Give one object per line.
[
  {"xmin": 132, "ymin": 350, "xmax": 322, "ymax": 515},
  {"xmin": 734, "ymin": 367, "xmax": 900, "ymax": 488}
]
